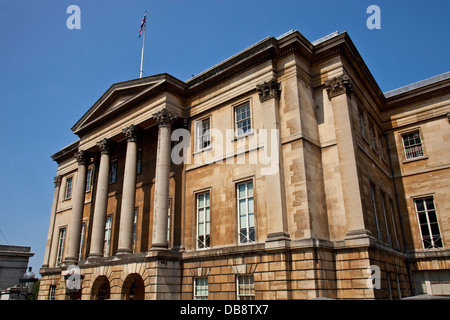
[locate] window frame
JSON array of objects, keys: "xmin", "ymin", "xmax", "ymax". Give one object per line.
[
  {"xmin": 234, "ymin": 102, "xmax": 252, "ymax": 138},
  {"xmin": 56, "ymin": 227, "xmax": 66, "ymax": 266},
  {"xmin": 103, "ymin": 215, "xmax": 113, "ymax": 257},
  {"xmin": 401, "ymin": 129, "xmax": 425, "ymax": 161},
  {"xmin": 413, "ymin": 197, "xmax": 443, "ymax": 249},
  {"xmin": 64, "ymin": 176, "xmax": 73, "ymax": 200},
  {"xmin": 85, "ymin": 167, "xmax": 93, "ymax": 193},
  {"xmin": 109, "ymin": 159, "xmax": 118, "ymax": 184},
  {"xmin": 195, "ymin": 117, "xmax": 212, "ymax": 152},
  {"xmin": 194, "ymin": 277, "xmax": 209, "ymax": 300},
  {"xmin": 236, "ymin": 180, "xmax": 255, "ymax": 244},
  {"xmin": 196, "ymin": 191, "xmax": 211, "ymax": 250},
  {"xmin": 237, "ymin": 274, "xmax": 255, "ymax": 300}
]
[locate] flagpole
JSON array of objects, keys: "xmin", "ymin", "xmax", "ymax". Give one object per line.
[{"xmin": 139, "ymin": 11, "xmax": 147, "ymax": 78}]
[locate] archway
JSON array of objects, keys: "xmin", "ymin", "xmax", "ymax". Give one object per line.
[
  {"xmin": 91, "ymin": 276, "xmax": 111, "ymax": 300},
  {"xmin": 122, "ymin": 273, "xmax": 145, "ymax": 300}
]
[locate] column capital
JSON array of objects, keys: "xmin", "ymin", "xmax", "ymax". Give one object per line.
[
  {"xmin": 75, "ymin": 150, "xmax": 90, "ymax": 165},
  {"xmin": 96, "ymin": 138, "xmax": 113, "ymax": 154},
  {"xmin": 256, "ymin": 79, "xmax": 281, "ymax": 102},
  {"xmin": 122, "ymin": 124, "xmax": 141, "ymax": 142},
  {"xmin": 54, "ymin": 175, "xmax": 62, "ymax": 188},
  {"xmin": 152, "ymin": 108, "xmax": 177, "ymax": 127},
  {"xmin": 324, "ymin": 73, "xmax": 353, "ymax": 100}
]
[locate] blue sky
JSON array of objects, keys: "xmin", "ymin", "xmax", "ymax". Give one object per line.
[{"xmin": 0, "ymin": 0, "xmax": 449, "ymax": 276}]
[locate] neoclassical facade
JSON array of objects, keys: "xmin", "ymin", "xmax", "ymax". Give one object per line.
[{"xmin": 39, "ymin": 30, "xmax": 450, "ymax": 300}]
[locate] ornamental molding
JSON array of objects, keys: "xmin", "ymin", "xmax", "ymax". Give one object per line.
[
  {"xmin": 152, "ymin": 108, "xmax": 177, "ymax": 126},
  {"xmin": 122, "ymin": 124, "xmax": 141, "ymax": 142},
  {"xmin": 96, "ymin": 138, "xmax": 113, "ymax": 155},
  {"xmin": 256, "ymin": 79, "xmax": 281, "ymax": 102},
  {"xmin": 324, "ymin": 73, "xmax": 353, "ymax": 100}
]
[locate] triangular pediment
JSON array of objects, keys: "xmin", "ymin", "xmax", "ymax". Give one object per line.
[{"xmin": 71, "ymin": 74, "xmax": 186, "ymax": 136}]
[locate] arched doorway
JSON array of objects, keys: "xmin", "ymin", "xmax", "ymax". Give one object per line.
[
  {"xmin": 91, "ymin": 276, "xmax": 111, "ymax": 300},
  {"xmin": 122, "ymin": 273, "xmax": 145, "ymax": 300}
]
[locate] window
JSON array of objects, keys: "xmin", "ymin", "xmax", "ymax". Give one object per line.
[
  {"xmin": 132, "ymin": 208, "xmax": 138, "ymax": 253},
  {"xmin": 56, "ymin": 227, "xmax": 66, "ymax": 266},
  {"xmin": 109, "ymin": 159, "xmax": 117, "ymax": 184},
  {"xmin": 196, "ymin": 118, "xmax": 211, "ymax": 151},
  {"xmin": 380, "ymin": 193, "xmax": 392, "ymax": 246},
  {"xmin": 137, "ymin": 149, "xmax": 143, "ymax": 174},
  {"xmin": 237, "ymin": 275, "xmax": 255, "ymax": 300},
  {"xmin": 235, "ymin": 103, "xmax": 252, "ymax": 136},
  {"xmin": 104, "ymin": 216, "xmax": 112, "ymax": 257},
  {"xmin": 167, "ymin": 200, "xmax": 172, "ymax": 245},
  {"xmin": 194, "ymin": 277, "xmax": 208, "ymax": 300},
  {"xmin": 369, "ymin": 184, "xmax": 381, "ymax": 241},
  {"xmin": 414, "ymin": 197, "xmax": 442, "ymax": 249},
  {"xmin": 389, "ymin": 199, "xmax": 400, "ymax": 250},
  {"xmin": 196, "ymin": 192, "xmax": 210, "ymax": 249},
  {"xmin": 359, "ymin": 111, "xmax": 366, "ymax": 139},
  {"xmin": 49, "ymin": 285, "xmax": 56, "ymax": 300},
  {"xmin": 369, "ymin": 124, "xmax": 376, "ymax": 149},
  {"xmin": 78, "ymin": 222, "xmax": 85, "ymax": 260},
  {"xmin": 237, "ymin": 181, "xmax": 255, "ymax": 244},
  {"xmin": 402, "ymin": 130, "xmax": 424, "ymax": 160},
  {"xmin": 85, "ymin": 167, "xmax": 93, "ymax": 192},
  {"xmin": 64, "ymin": 177, "xmax": 73, "ymax": 200}
]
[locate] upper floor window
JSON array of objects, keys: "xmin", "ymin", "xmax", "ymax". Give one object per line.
[
  {"xmin": 136, "ymin": 149, "xmax": 143, "ymax": 175},
  {"xmin": 64, "ymin": 177, "xmax": 73, "ymax": 200},
  {"xmin": 237, "ymin": 181, "xmax": 255, "ymax": 244},
  {"xmin": 196, "ymin": 192, "xmax": 211, "ymax": 249},
  {"xmin": 85, "ymin": 167, "xmax": 93, "ymax": 192},
  {"xmin": 196, "ymin": 118, "xmax": 211, "ymax": 151},
  {"xmin": 109, "ymin": 159, "xmax": 118, "ymax": 184},
  {"xmin": 104, "ymin": 216, "xmax": 112, "ymax": 257},
  {"xmin": 414, "ymin": 197, "xmax": 442, "ymax": 249},
  {"xmin": 235, "ymin": 103, "xmax": 252, "ymax": 136},
  {"xmin": 402, "ymin": 130, "xmax": 424, "ymax": 160},
  {"xmin": 56, "ymin": 227, "xmax": 66, "ymax": 266}
]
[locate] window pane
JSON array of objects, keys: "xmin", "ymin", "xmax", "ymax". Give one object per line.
[
  {"xmin": 205, "ymin": 193, "xmax": 210, "ymax": 206},
  {"xmin": 239, "ymin": 199, "xmax": 247, "ymax": 215},
  {"xmin": 198, "ymin": 194, "xmax": 204, "ymax": 207},
  {"xmin": 425, "ymin": 198, "xmax": 435, "ymax": 210},
  {"xmin": 248, "ymin": 212, "xmax": 255, "ymax": 227},
  {"xmin": 248, "ymin": 198, "xmax": 254, "ymax": 214},
  {"xmin": 415, "ymin": 200, "xmax": 425, "ymax": 212},
  {"xmin": 240, "ymin": 213, "xmax": 247, "ymax": 228}
]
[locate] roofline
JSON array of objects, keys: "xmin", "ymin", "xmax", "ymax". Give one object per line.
[{"xmin": 384, "ymin": 71, "xmax": 450, "ymax": 98}]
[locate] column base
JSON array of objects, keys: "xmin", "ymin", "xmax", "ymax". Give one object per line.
[
  {"xmin": 150, "ymin": 243, "xmax": 169, "ymax": 251},
  {"xmin": 62, "ymin": 257, "xmax": 78, "ymax": 266},
  {"xmin": 87, "ymin": 253, "xmax": 103, "ymax": 261},
  {"xmin": 116, "ymin": 248, "xmax": 133, "ymax": 256}
]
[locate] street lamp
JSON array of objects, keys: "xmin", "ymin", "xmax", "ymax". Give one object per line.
[{"xmin": 19, "ymin": 267, "xmax": 38, "ymax": 298}]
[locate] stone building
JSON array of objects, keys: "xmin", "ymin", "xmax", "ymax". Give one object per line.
[{"xmin": 38, "ymin": 30, "xmax": 450, "ymax": 300}]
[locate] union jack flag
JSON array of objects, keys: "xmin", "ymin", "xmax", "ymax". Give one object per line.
[{"xmin": 139, "ymin": 11, "xmax": 147, "ymax": 38}]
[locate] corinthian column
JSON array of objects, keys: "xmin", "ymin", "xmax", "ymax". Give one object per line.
[
  {"xmin": 64, "ymin": 151, "xmax": 89, "ymax": 264},
  {"xmin": 88, "ymin": 138, "xmax": 113, "ymax": 259},
  {"xmin": 151, "ymin": 109, "xmax": 176, "ymax": 250},
  {"xmin": 117, "ymin": 125, "xmax": 140, "ymax": 255}
]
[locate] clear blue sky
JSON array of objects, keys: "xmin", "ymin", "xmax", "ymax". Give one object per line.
[{"xmin": 0, "ymin": 0, "xmax": 449, "ymax": 277}]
